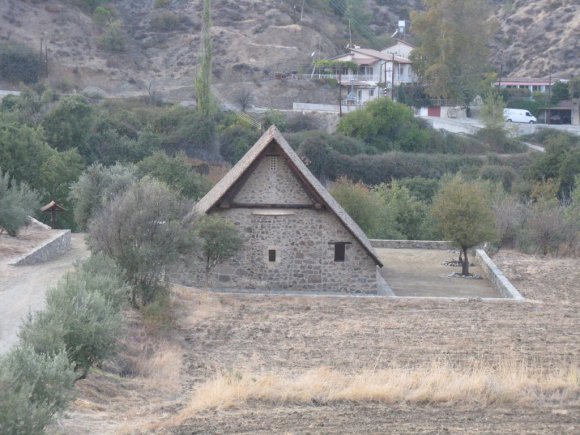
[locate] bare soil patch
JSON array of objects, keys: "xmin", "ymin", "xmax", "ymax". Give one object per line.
[
  {"xmin": 0, "ymin": 223, "xmax": 55, "ymax": 262},
  {"xmin": 57, "ymin": 250, "xmax": 580, "ymax": 434},
  {"xmin": 377, "ymin": 248, "xmax": 500, "ymax": 298}
]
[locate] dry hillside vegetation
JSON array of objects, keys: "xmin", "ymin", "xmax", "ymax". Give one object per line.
[
  {"xmin": 491, "ymin": 0, "xmax": 580, "ymax": 78},
  {"xmin": 57, "ymin": 250, "xmax": 579, "ymax": 434},
  {"xmin": 1, "ymin": 0, "xmax": 576, "ymax": 103}
]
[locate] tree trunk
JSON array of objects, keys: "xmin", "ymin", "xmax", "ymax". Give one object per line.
[{"xmin": 461, "ymin": 247, "xmax": 469, "ymax": 276}]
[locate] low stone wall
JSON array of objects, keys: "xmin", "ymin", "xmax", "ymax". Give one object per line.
[
  {"xmin": 475, "ymin": 249, "xmax": 524, "ymax": 300},
  {"xmin": 10, "ymin": 230, "xmax": 71, "ymax": 266},
  {"xmin": 370, "ymin": 239, "xmax": 453, "ymax": 250}
]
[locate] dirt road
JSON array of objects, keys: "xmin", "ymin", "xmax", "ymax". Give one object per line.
[{"xmin": 0, "ymin": 234, "xmax": 89, "ymax": 354}]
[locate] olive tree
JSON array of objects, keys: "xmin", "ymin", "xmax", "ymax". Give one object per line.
[
  {"xmin": 432, "ymin": 175, "xmax": 497, "ymax": 275},
  {"xmin": 0, "ymin": 347, "xmax": 75, "ymax": 434},
  {"xmin": 88, "ymin": 177, "xmax": 194, "ymax": 306},
  {"xmin": 0, "ymin": 170, "xmax": 40, "ymax": 236}
]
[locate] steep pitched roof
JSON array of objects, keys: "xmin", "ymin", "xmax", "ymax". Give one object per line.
[{"xmin": 193, "ymin": 126, "xmax": 383, "ymax": 267}]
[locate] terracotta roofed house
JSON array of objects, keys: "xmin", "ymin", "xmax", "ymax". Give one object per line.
[{"xmin": 192, "ymin": 126, "xmax": 383, "ymax": 293}]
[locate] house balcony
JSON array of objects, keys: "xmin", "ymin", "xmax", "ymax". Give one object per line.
[{"xmin": 311, "ymin": 73, "xmax": 376, "ymax": 83}]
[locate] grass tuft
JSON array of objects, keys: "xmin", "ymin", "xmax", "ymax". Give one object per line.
[{"xmin": 174, "ymin": 361, "xmax": 578, "ymax": 422}]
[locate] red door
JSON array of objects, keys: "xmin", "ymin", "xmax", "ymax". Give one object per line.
[{"xmin": 428, "ymin": 106, "xmax": 441, "ymax": 117}]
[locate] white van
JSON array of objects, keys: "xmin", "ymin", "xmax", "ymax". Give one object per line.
[{"xmin": 503, "ymin": 108, "xmax": 537, "ymax": 124}]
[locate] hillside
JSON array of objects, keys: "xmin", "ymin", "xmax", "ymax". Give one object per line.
[
  {"xmin": 0, "ymin": 0, "xmax": 578, "ymax": 105},
  {"xmin": 490, "ymin": 0, "xmax": 580, "ymax": 79}
]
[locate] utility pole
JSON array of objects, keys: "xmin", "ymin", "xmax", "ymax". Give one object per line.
[
  {"xmin": 300, "ymin": 0, "xmax": 305, "ymax": 21},
  {"xmin": 383, "ymin": 60, "xmax": 387, "ymax": 97},
  {"xmin": 547, "ymin": 66, "xmax": 552, "ymax": 125},
  {"xmin": 391, "ymin": 53, "xmax": 395, "ymax": 100},
  {"xmin": 338, "ymin": 69, "xmax": 342, "ymax": 118}
]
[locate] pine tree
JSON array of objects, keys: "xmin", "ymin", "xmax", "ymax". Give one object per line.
[{"xmin": 195, "ymin": 0, "xmax": 214, "ymax": 117}]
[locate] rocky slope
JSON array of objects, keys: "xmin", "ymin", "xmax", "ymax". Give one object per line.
[
  {"xmin": 0, "ymin": 0, "xmax": 578, "ymax": 105},
  {"xmin": 490, "ymin": 0, "xmax": 580, "ymax": 79}
]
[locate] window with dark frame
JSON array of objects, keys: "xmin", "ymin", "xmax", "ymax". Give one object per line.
[
  {"xmin": 334, "ymin": 243, "xmax": 346, "ymax": 262},
  {"xmin": 268, "ymin": 249, "xmax": 276, "ymax": 262}
]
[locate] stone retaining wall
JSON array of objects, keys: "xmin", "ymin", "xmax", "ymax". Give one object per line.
[
  {"xmin": 10, "ymin": 230, "xmax": 71, "ymax": 266},
  {"xmin": 370, "ymin": 239, "xmax": 453, "ymax": 250},
  {"xmin": 475, "ymin": 249, "xmax": 524, "ymax": 300}
]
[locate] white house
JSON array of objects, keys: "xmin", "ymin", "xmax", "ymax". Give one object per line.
[
  {"xmin": 494, "ymin": 77, "xmax": 567, "ymax": 93},
  {"xmin": 317, "ymin": 40, "xmax": 417, "ymax": 106}
]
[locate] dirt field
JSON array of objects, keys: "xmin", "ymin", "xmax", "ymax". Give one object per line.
[
  {"xmin": 377, "ymin": 248, "xmax": 500, "ymax": 298},
  {"xmin": 54, "ymin": 249, "xmax": 580, "ymax": 434}
]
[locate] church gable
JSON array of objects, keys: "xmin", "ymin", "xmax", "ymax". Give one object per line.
[
  {"xmin": 192, "ymin": 126, "xmax": 382, "ymax": 267},
  {"xmin": 233, "ymin": 143, "xmax": 313, "ymax": 206}
]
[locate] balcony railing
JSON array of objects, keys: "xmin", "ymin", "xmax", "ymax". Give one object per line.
[{"xmin": 310, "ymin": 73, "xmax": 376, "ymax": 82}]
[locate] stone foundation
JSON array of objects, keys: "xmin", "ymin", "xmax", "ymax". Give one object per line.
[{"xmin": 9, "ymin": 230, "xmax": 71, "ymax": 266}]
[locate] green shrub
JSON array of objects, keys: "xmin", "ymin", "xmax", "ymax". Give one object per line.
[
  {"xmin": 97, "ymin": 20, "xmax": 126, "ymax": 52},
  {"xmin": 19, "ymin": 277, "xmax": 121, "ymax": 379},
  {"xmin": 479, "ymin": 164, "xmax": 517, "ymax": 191},
  {"xmin": 151, "ymin": 11, "xmax": 188, "ymax": 31},
  {"xmin": 42, "ymin": 94, "xmax": 94, "ymax": 152},
  {"xmin": 337, "ymin": 98, "xmax": 430, "ymax": 152},
  {"xmin": 137, "ymin": 151, "xmax": 212, "ymax": 200},
  {"xmin": 0, "ymin": 171, "xmax": 40, "ymax": 236},
  {"xmin": 398, "ymin": 177, "xmax": 441, "ymax": 203},
  {"xmin": 0, "ymin": 41, "xmax": 43, "ymax": 84},
  {"xmin": 70, "ymin": 0, "xmax": 108, "ymax": 13},
  {"xmin": 92, "ymin": 5, "xmax": 113, "ymax": 28},
  {"xmin": 154, "ymin": 0, "xmax": 172, "ymax": 8},
  {"xmin": 196, "ymin": 215, "xmax": 244, "ymax": 285},
  {"xmin": 375, "ymin": 181, "xmax": 434, "ymax": 240},
  {"xmin": 0, "ymin": 347, "xmax": 75, "ymax": 434},
  {"xmin": 75, "ymin": 253, "xmax": 129, "ymax": 309},
  {"xmin": 88, "ymin": 178, "xmax": 194, "ymax": 306},
  {"xmin": 219, "ymin": 124, "xmax": 261, "ymax": 164},
  {"xmin": 474, "ymin": 128, "xmax": 526, "ymax": 153},
  {"xmin": 261, "ymin": 110, "xmax": 287, "ymax": 131},
  {"xmin": 69, "ymin": 162, "xmax": 137, "ymax": 230},
  {"xmin": 330, "ymin": 178, "xmax": 399, "ymax": 239},
  {"xmin": 326, "ymin": 152, "xmax": 483, "ymax": 185}
]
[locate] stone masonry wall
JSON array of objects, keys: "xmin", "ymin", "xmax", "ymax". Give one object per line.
[
  {"xmin": 203, "ymin": 208, "xmax": 377, "ymax": 293},
  {"xmin": 234, "ymin": 153, "xmax": 313, "ymax": 205},
  {"xmin": 176, "ymin": 142, "xmax": 379, "ymax": 293},
  {"xmin": 10, "ymin": 230, "xmax": 71, "ymax": 266}
]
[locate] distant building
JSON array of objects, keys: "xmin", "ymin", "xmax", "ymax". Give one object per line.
[
  {"xmin": 494, "ymin": 77, "xmax": 567, "ymax": 93},
  {"xmin": 538, "ymin": 99, "xmax": 580, "ymax": 125},
  {"xmin": 191, "ymin": 126, "xmax": 383, "ymax": 293},
  {"xmin": 317, "ymin": 40, "xmax": 417, "ymax": 106}
]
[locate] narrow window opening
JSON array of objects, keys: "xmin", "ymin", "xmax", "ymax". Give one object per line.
[
  {"xmin": 268, "ymin": 249, "xmax": 277, "ymax": 262},
  {"xmin": 270, "ymin": 156, "xmax": 278, "ymax": 171},
  {"xmin": 334, "ymin": 243, "xmax": 346, "ymax": 262}
]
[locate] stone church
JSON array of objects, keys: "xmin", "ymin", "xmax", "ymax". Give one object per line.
[{"xmin": 192, "ymin": 126, "xmax": 383, "ymax": 293}]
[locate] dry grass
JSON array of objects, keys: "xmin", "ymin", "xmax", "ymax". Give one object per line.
[
  {"xmin": 177, "ymin": 362, "xmax": 578, "ymax": 419},
  {"xmin": 136, "ymin": 343, "xmax": 183, "ymax": 393}
]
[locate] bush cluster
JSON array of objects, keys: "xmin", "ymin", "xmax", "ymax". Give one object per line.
[
  {"xmin": 330, "ymin": 178, "xmax": 439, "ymax": 240},
  {"xmin": 0, "ymin": 171, "xmax": 40, "ymax": 236},
  {"xmin": 0, "ymin": 254, "xmax": 126, "ymax": 432},
  {"xmin": 97, "ymin": 21, "xmax": 126, "ymax": 52},
  {"xmin": 493, "ymin": 178, "xmax": 580, "ymax": 256},
  {"xmin": 151, "ymin": 11, "xmax": 190, "ymax": 32},
  {"xmin": 0, "ymin": 41, "xmax": 43, "ymax": 84}
]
